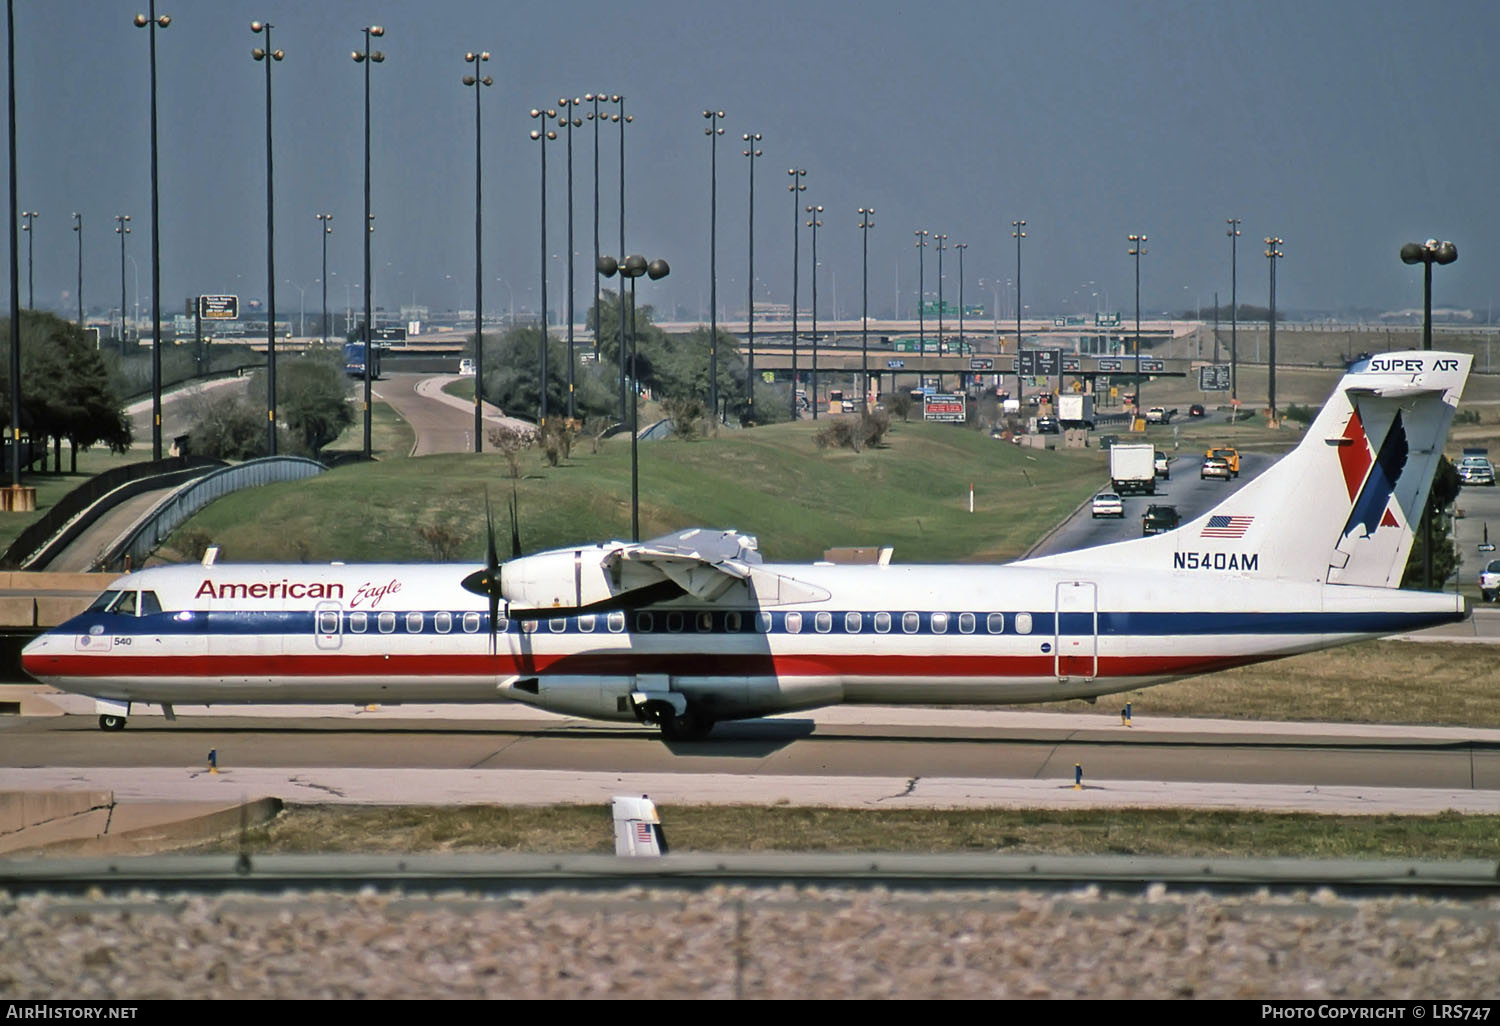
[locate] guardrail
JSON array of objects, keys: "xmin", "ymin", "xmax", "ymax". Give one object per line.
[
  {"xmin": 0, "ymin": 456, "xmax": 226, "ymax": 570},
  {"xmin": 99, "ymin": 456, "xmax": 327, "ymax": 573}
]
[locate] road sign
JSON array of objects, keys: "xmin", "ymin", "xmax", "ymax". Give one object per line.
[
  {"xmin": 886, "ymin": 358, "xmax": 906, "ymax": 369},
  {"xmin": 1198, "ymin": 364, "xmax": 1231, "ymax": 391},
  {"xmin": 1097, "ymin": 358, "xmax": 1122, "ymax": 372},
  {"xmin": 968, "ymin": 357, "xmax": 994, "ymax": 371},
  {"xmin": 1095, "ymin": 312, "xmax": 1122, "ymax": 327},
  {"xmin": 923, "ymin": 393, "xmax": 966, "ymax": 423},
  {"xmin": 1141, "ymin": 359, "xmax": 1165, "ymax": 373},
  {"xmin": 199, "ymin": 294, "xmax": 238, "ymax": 320},
  {"xmin": 1062, "ymin": 355, "xmax": 1081, "ymax": 372}
]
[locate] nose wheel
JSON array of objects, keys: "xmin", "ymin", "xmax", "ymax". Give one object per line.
[{"xmin": 98, "ymin": 714, "xmax": 127, "ymax": 731}]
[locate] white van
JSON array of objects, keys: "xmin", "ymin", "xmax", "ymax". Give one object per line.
[{"xmin": 458, "ymin": 358, "xmax": 476, "ymax": 376}]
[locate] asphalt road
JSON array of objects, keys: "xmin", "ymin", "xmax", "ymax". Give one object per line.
[{"xmin": 373, "ymin": 373, "xmax": 527, "ymax": 456}]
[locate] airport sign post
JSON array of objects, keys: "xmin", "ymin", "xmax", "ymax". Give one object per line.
[
  {"xmin": 923, "ymin": 393, "xmax": 966, "ymax": 423},
  {"xmin": 1199, "ymin": 364, "xmax": 1232, "ymax": 391},
  {"xmin": 199, "ymin": 295, "xmax": 239, "ymax": 320}
]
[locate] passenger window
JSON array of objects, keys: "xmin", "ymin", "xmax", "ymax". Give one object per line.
[
  {"xmin": 317, "ymin": 610, "xmax": 340, "ymax": 634},
  {"xmin": 902, "ymin": 612, "xmax": 920, "ymax": 634},
  {"xmin": 579, "ymin": 614, "xmax": 596, "ymax": 634},
  {"xmin": 378, "ymin": 612, "xmax": 396, "ymax": 634},
  {"xmin": 725, "ymin": 612, "xmax": 741, "ymax": 632},
  {"xmin": 461, "ymin": 612, "xmax": 480, "ymax": 634},
  {"xmin": 845, "ymin": 611, "xmax": 862, "ymax": 633},
  {"xmin": 350, "ymin": 611, "xmax": 368, "ymax": 634},
  {"xmin": 607, "ymin": 611, "xmax": 625, "ymax": 633},
  {"xmin": 874, "ymin": 611, "xmax": 891, "ymax": 634},
  {"xmin": 636, "ymin": 612, "xmax": 654, "ymax": 633},
  {"xmin": 406, "ymin": 612, "xmax": 423, "ymax": 633},
  {"xmin": 667, "ymin": 612, "xmax": 684, "ymax": 633},
  {"xmin": 521, "ymin": 619, "xmax": 538, "ymax": 634},
  {"xmin": 697, "ymin": 612, "xmax": 713, "ymax": 632},
  {"xmin": 959, "ymin": 612, "xmax": 976, "ymax": 634},
  {"xmin": 756, "ymin": 612, "xmax": 773, "ymax": 634},
  {"xmin": 815, "ymin": 611, "xmax": 832, "ymax": 634},
  {"xmin": 931, "ymin": 612, "xmax": 948, "ymax": 634},
  {"xmin": 1015, "ymin": 612, "xmax": 1033, "ymax": 635},
  {"xmin": 549, "ymin": 618, "xmax": 566, "ymax": 633},
  {"xmin": 986, "ymin": 613, "xmax": 1004, "ymax": 634},
  {"xmin": 495, "ymin": 614, "xmax": 509, "ymax": 633},
  {"xmin": 434, "ymin": 611, "xmax": 452, "ymax": 634},
  {"xmin": 139, "ymin": 591, "xmax": 162, "ymax": 616},
  {"xmin": 785, "ymin": 612, "xmax": 802, "ymax": 634}
]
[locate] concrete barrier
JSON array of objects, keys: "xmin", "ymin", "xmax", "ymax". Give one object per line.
[{"xmin": 0, "ymin": 790, "xmax": 112, "ymax": 833}]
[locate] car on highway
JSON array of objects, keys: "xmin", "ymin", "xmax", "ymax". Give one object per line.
[
  {"xmin": 1201, "ymin": 456, "xmax": 1232, "ymax": 481},
  {"xmin": 1458, "ymin": 456, "xmax": 1495, "ymax": 487},
  {"xmin": 1091, "ymin": 492, "xmax": 1125, "ymax": 518},
  {"xmin": 1189, "ymin": 403, "xmax": 1206, "ymax": 418},
  {"xmin": 1481, "ymin": 558, "xmax": 1500, "ymax": 602},
  {"xmin": 1142, "ymin": 503, "xmax": 1180, "ymax": 535},
  {"xmin": 1206, "ymin": 445, "xmax": 1241, "ymax": 477},
  {"xmin": 1146, "ymin": 407, "xmax": 1168, "ymax": 424},
  {"xmin": 1154, "ymin": 451, "xmax": 1171, "ymax": 479},
  {"xmin": 1035, "ymin": 416, "xmax": 1060, "ymax": 434}
]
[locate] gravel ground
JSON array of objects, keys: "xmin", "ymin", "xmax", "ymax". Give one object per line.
[{"xmin": 3, "ymin": 884, "xmax": 1498, "ymax": 999}]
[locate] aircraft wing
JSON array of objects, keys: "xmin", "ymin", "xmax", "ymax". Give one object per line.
[{"xmin": 607, "ymin": 528, "xmax": 763, "ymax": 602}]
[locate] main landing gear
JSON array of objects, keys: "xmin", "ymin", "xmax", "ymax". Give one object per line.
[
  {"xmin": 635, "ymin": 698, "xmax": 715, "ymax": 742},
  {"xmin": 98, "ymin": 714, "xmax": 127, "ymax": 731}
]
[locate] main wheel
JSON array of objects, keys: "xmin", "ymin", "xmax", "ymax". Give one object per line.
[
  {"xmin": 660, "ymin": 707, "xmax": 714, "ymax": 742},
  {"xmin": 98, "ymin": 714, "xmax": 126, "ymax": 731}
]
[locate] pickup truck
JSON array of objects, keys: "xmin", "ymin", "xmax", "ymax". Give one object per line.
[{"xmin": 1145, "ymin": 407, "xmax": 1178, "ymax": 424}]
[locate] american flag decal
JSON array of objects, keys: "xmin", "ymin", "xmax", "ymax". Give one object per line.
[
  {"xmin": 1201, "ymin": 515, "xmax": 1253, "ymax": 538},
  {"xmin": 635, "ymin": 822, "xmax": 655, "ymax": 845}
]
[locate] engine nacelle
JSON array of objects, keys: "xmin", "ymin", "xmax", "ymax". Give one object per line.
[{"xmin": 501, "ymin": 544, "xmax": 622, "ymax": 612}]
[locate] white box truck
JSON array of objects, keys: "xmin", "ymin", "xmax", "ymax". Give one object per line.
[
  {"xmin": 1057, "ymin": 393, "xmax": 1095, "ymax": 429},
  {"xmin": 1110, "ymin": 442, "xmax": 1156, "ymax": 495}
]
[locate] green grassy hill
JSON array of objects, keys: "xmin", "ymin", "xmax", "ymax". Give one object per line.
[{"xmin": 163, "ymin": 418, "xmax": 1109, "ymax": 565}]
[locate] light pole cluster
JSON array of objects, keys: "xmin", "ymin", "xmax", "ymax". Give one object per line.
[
  {"xmin": 1012, "ymin": 219, "xmax": 1025, "ymax": 399},
  {"xmin": 71, "ymin": 211, "xmax": 82, "ymax": 324},
  {"xmin": 914, "ymin": 229, "xmax": 928, "ymax": 345},
  {"xmin": 1400, "ymin": 236, "xmax": 1458, "ymax": 589},
  {"xmin": 114, "ymin": 214, "xmax": 130, "ymax": 349},
  {"xmin": 462, "ymin": 52, "xmax": 490, "ymax": 450},
  {"xmin": 528, "ymin": 106, "xmax": 557, "ymax": 427},
  {"xmin": 805, "ymin": 204, "xmax": 823, "ymax": 419},
  {"xmin": 704, "ymin": 109, "xmax": 725, "ymax": 422},
  {"xmin": 858, "ymin": 207, "xmax": 874, "ymax": 412},
  {"xmin": 787, "ymin": 168, "xmax": 806, "ymax": 419},
  {"xmin": 934, "ymin": 233, "xmax": 947, "ymax": 345},
  {"xmin": 316, "ymin": 212, "xmax": 331, "ymax": 342},
  {"xmin": 598, "ymin": 254, "xmax": 669, "ymax": 543},
  {"xmin": 1264, "ymin": 236, "xmax": 1283, "ymax": 420},
  {"xmin": 20, "ymin": 208, "xmax": 35, "ymax": 308},
  {"xmin": 558, "ymin": 96, "xmax": 582, "ymax": 421}
]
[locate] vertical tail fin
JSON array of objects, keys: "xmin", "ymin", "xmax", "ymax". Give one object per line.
[{"xmin": 1022, "ymin": 351, "xmax": 1471, "ymax": 587}]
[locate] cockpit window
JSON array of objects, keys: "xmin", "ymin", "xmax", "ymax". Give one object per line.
[
  {"xmin": 87, "ymin": 590, "xmax": 121, "ymax": 612},
  {"xmin": 111, "ymin": 591, "xmax": 137, "ymax": 616},
  {"xmin": 139, "ymin": 591, "xmax": 162, "ymax": 616}
]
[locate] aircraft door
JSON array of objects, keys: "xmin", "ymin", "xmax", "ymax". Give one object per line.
[
  {"xmin": 314, "ymin": 602, "xmax": 342, "ymax": 651},
  {"xmin": 1053, "ymin": 581, "xmax": 1097, "ymax": 681}
]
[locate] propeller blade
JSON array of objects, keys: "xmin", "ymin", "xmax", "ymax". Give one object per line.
[{"xmin": 510, "ymin": 483, "xmax": 522, "ymax": 560}]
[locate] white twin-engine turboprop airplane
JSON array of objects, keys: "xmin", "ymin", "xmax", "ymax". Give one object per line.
[{"xmin": 22, "ymin": 351, "xmax": 1473, "ymax": 740}]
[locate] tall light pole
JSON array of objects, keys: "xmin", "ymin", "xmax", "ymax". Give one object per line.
[
  {"xmin": 858, "ymin": 207, "xmax": 875, "ymax": 412},
  {"xmin": 20, "ymin": 209, "xmax": 35, "ymax": 309},
  {"xmin": 934, "ymin": 233, "xmax": 947, "ymax": 347},
  {"xmin": 743, "ymin": 133, "xmax": 762, "ymax": 421},
  {"xmin": 251, "ymin": 20, "xmax": 283, "ymax": 457},
  {"xmin": 71, "ymin": 212, "xmax": 82, "ymax": 324},
  {"xmin": 1227, "ymin": 217, "xmax": 1241, "ymax": 401},
  {"xmin": 584, "ymin": 92, "xmax": 606, "ymax": 357},
  {"xmin": 598, "ymin": 254, "xmax": 670, "ymax": 542},
  {"xmin": 787, "ymin": 168, "xmax": 805, "ymax": 418},
  {"xmin": 529, "ymin": 107, "xmax": 558, "ymax": 427},
  {"xmin": 7, "ymin": 0, "xmax": 19, "ymax": 493},
  {"xmin": 613, "ymin": 96, "xmax": 631, "ymax": 421},
  {"xmin": 1012, "ymin": 220, "xmax": 1025, "ymax": 400},
  {"xmin": 134, "ymin": 2, "xmax": 170, "ymax": 462},
  {"xmin": 805, "ymin": 204, "xmax": 823, "ymax": 419},
  {"xmin": 463, "ymin": 53, "xmax": 491, "ymax": 451},
  {"xmin": 1129, "ymin": 233, "xmax": 1147, "ymax": 415},
  {"xmin": 914, "ymin": 229, "xmax": 928, "ymax": 345},
  {"xmin": 114, "ymin": 215, "xmax": 130, "ymax": 350},
  {"xmin": 316, "ymin": 213, "xmax": 332, "ymax": 343},
  {"xmin": 559, "ymin": 96, "xmax": 581, "ymax": 421},
  {"xmin": 1400, "ymin": 237, "xmax": 1458, "ymax": 590},
  {"xmin": 352, "ymin": 25, "xmax": 384, "ymax": 461},
  {"xmin": 703, "ymin": 109, "xmax": 725, "ymax": 422},
  {"xmin": 1264, "ymin": 236, "xmax": 1283, "ymax": 420},
  {"xmin": 955, "ymin": 241, "xmax": 967, "ymax": 370}
]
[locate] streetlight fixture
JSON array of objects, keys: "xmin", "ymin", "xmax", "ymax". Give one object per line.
[
  {"xmin": 914, "ymin": 229, "xmax": 928, "ymax": 345},
  {"xmin": 19, "ymin": 209, "xmax": 36, "ymax": 309},
  {"xmin": 612, "ymin": 96, "xmax": 632, "ymax": 421},
  {"xmin": 743, "ymin": 133, "xmax": 762, "ymax": 421},
  {"xmin": 787, "ymin": 168, "xmax": 806, "ymax": 418},
  {"xmin": 316, "ymin": 213, "xmax": 332, "ymax": 343},
  {"xmin": 114, "ymin": 215, "xmax": 130, "ymax": 350},
  {"xmin": 7, "ymin": 0, "xmax": 20, "ymax": 497},
  {"xmin": 561, "ymin": 93, "xmax": 582, "ymax": 420},
  {"xmin": 134, "ymin": 2, "xmax": 170, "ymax": 461},
  {"xmin": 1128, "ymin": 233, "xmax": 1148, "ymax": 416},
  {"xmin": 352, "ymin": 24, "xmax": 384, "ymax": 461},
  {"xmin": 1227, "ymin": 217, "xmax": 1241, "ymax": 401},
  {"xmin": 1400, "ymin": 236, "xmax": 1458, "ymax": 589},
  {"xmin": 703, "ymin": 110, "xmax": 726, "ymax": 422},
  {"xmin": 583, "ymin": 92, "xmax": 606, "ymax": 357},
  {"xmin": 1264, "ymin": 236, "xmax": 1283, "ymax": 420},
  {"xmin": 529, "ymin": 107, "xmax": 558, "ymax": 427},
  {"xmin": 462, "ymin": 53, "xmax": 491, "ymax": 451},
  {"xmin": 251, "ymin": 20, "xmax": 284, "ymax": 457},
  {"xmin": 955, "ymin": 240, "xmax": 967, "ymax": 369},
  {"xmin": 934, "ymin": 233, "xmax": 948, "ymax": 347},
  {"xmin": 71, "ymin": 212, "xmax": 82, "ymax": 324},
  {"xmin": 1012, "ymin": 220, "xmax": 1025, "ymax": 400},
  {"xmin": 597, "ymin": 253, "xmax": 670, "ymax": 542},
  {"xmin": 858, "ymin": 207, "xmax": 875, "ymax": 412},
  {"xmin": 805, "ymin": 204, "xmax": 823, "ymax": 419}
]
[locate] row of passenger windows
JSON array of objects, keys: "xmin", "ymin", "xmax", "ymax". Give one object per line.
[{"xmin": 317, "ymin": 609, "xmax": 1032, "ymax": 636}]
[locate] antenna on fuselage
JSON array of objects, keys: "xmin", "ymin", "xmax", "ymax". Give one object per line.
[{"xmin": 201, "ymin": 546, "xmax": 219, "ymax": 567}]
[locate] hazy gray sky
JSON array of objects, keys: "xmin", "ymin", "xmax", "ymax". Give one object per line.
[{"xmin": 8, "ymin": 0, "xmax": 1499, "ymax": 326}]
